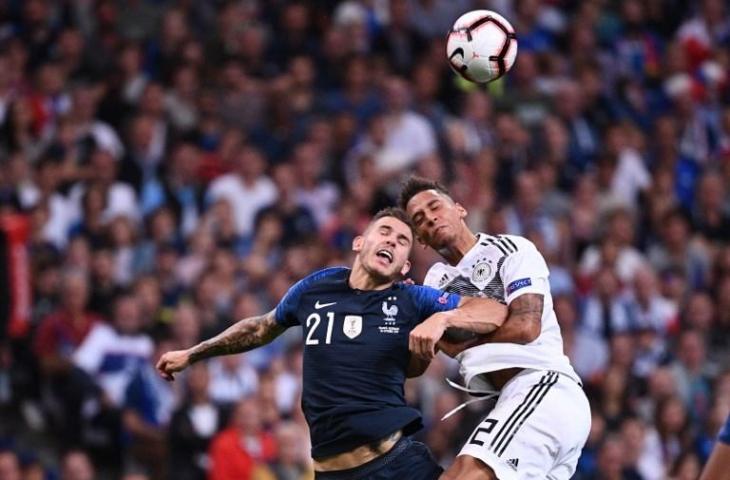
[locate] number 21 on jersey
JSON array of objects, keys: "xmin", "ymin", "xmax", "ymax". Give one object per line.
[{"xmin": 305, "ymin": 312, "xmax": 363, "ymax": 345}]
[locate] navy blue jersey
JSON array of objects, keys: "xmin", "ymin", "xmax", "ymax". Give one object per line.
[{"xmin": 275, "ymin": 267, "xmax": 461, "ymax": 458}]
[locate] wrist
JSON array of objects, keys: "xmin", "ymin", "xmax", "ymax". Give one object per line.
[
  {"xmin": 187, "ymin": 348, "xmax": 199, "ymax": 364},
  {"xmin": 439, "ymin": 311, "xmax": 456, "ymax": 328}
]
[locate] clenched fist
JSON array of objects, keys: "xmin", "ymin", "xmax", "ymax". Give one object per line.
[
  {"xmin": 156, "ymin": 349, "xmax": 192, "ymax": 381},
  {"xmin": 409, "ymin": 313, "xmax": 448, "ymax": 361}
]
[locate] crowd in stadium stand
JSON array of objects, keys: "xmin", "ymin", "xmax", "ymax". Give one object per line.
[{"xmin": 1, "ymin": 0, "xmax": 730, "ymax": 479}]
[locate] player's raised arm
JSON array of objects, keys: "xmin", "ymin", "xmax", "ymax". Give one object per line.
[{"xmin": 156, "ymin": 309, "xmax": 285, "ymax": 381}]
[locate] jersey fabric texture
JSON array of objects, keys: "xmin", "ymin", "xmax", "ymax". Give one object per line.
[
  {"xmin": 275, "ymin": 267, "xmax": 460, "ymax": 458},
  {"xmin": 423, "ymin": 233, "xmax": 580, "ymax": 391}
]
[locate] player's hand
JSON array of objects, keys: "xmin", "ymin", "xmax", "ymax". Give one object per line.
[
  {"xmin": 409, "ymin": 314, "xmax": 448, "ymax": 361},
  {"xmin": 156, "ymin": 349, "xmax": 192, "ymax": 381}
]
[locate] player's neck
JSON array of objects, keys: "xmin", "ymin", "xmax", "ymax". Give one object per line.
[
  {"xmin": 439, "ymin": 229, "xmax": 478, "ymax": 266},
  {"xmin": 349, "ymin": 262, "xmax": 393, "ymax": 291}
]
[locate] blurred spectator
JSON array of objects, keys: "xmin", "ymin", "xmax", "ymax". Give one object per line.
[
  {"xmin": 73, "ymin": 292, "xmax": 153, "ymax": 407},
  {"xmin": 372, "ymin": 0, "xmax": 427, "ymax": 74},
  {"xmin": 208, "ymin": 397, "xmax": 276, "ymax": 480},
  {"xmin": 670, "ymin": 330, "xmax": 714, "ymax": 420},
  {"xmin": 266, "ymin": 421, "xmax": 314, "ymax": 480},
  {"xmin": 602, "ymin": 124, "xmax": 652, "ymax": 209},
  {"xmin": 0, "ymin": 450, "xmax": 21, "ymax": 480},
  {"xmin": 648, "ymin": 208, "xmax": 711, "ymax": 291},
  {"xmin": 620, "ymin": 416, "xmax": 664, "ymax": 480},
  {"xmin": 291, "ymin": 143, "xmax": 340, "ymax": 229},
  {"xmin": 148, "ymin": 142, "xmax": 205, "ymax": 235},
  {"xmin": 169, "ymin": 364, "xmax": 225, "ymax": 480},
  {"xmin": 581, "ymin": 268, "xmax": 634, "ymax": 340},
  {"xmin": 33, "ymin": 270, "xmax": 101, "ymax": 445},
  {"xmin": 207, "ymin": 354, "xmax": 258, "ymax": 408},
  {"xmin": 593, "ymin": 434, "xmax": 642, "ymax": 479},
  {"xmin": 362, "ymin": 76, "xmax": 436, "ymax": 175},
  {"xmin": 60, "ymin": 450, "xmax": 95, "ymax": 480},
  {"xmin": 503, "ymin": 170, "xmax": 559, "ymax": 253},
  {"xmin": 206, "ymin": 147, "xmax": 277, "ymax": 238},
  {"xmin": 256, "ymin": 163, "xmax": 317, "ymax": 246},
  {"xmin": 556, "ymin": 294, "xmax": 608, "ymax": 382},
  {"xmin": 554, "ymin": 80, "xmax": 600, "ymax": 174},
  {"xmin": 122, "ymin": 339, "xmax": 179, "ymax": 480},
  {"xmin": 692, "ymin": 171, "xmax": 730, "ymax": 243},
  {"xmin": 654, "ymin": 396, "xmax": 692, "ymax": 470}
]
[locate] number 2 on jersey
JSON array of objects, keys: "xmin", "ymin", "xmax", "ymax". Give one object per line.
[{"xmin": 305, "ymin": 311, "xmax": 335, "ymax": 345}]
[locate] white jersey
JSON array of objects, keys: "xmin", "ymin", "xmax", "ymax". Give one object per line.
[{"xmin": 424, "ymin": 233, "xmax": 580, "ymax": 391}]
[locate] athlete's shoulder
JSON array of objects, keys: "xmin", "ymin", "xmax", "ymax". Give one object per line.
[
  {"xmin": 284, "ymin": 266, "xmax": 348, "ymax": 303},
  {"xmin": 301, "ymin": 266, "xmax": 349, "ymax": 285},
  {"xmin": 423, "ymin": 262, "xmax": 451, "ymax": 288},
  {"xmin": 276, "ymin": 267, "xmax": 349, "ymax": 327},
  {"xmin": 479, "ymin": 233, "xmax": 535, "ymax": 255}
]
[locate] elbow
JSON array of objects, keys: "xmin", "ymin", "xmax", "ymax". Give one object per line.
[
  {"xmin": 507, "ymin": 316, "xmax": 540, "ymax": 344},
  {"xmin": 517, "ymin": 322, "xmax": 541, "ymax": 344}
]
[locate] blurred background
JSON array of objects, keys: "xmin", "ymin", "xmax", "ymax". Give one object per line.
[{"xmin": 0, "ymin": 0, "xmax": 729, "ymax": 479}]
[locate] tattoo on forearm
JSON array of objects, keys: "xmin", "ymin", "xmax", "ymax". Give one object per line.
[
  {"xmin": 189, "ymin": 310, "xmax": 284, "ymax": 363},
  {"xmin": 508, "ymin": 293, "xmax": 544, "ymax": 319}
]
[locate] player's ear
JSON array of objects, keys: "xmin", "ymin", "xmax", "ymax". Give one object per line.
[
  {"xmin": 400, "ymin": 259, "xmax": 411, "ymax": 276},
  {"xmin": 352, "ymin": 235, "xmax": 364, "ymax": 253},
  {"xmin": 455, "ymin": 202, "xmax": 468, "ymax": 219}
]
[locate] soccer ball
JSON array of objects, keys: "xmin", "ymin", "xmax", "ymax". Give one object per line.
[{"xmin": 446, "ymin": 10, "xmax": 518, "ymax": 84}]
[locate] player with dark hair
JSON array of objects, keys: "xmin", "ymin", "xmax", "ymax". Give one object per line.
[
  {"xmin": 400, "ymin": 177, "xmax": 591, "ymax": 480},
  {"xmin": 157, "ymin": 207, "xmax": 507, "ymax": 479}
]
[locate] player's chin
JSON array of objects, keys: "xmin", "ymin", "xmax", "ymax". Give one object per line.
[
  {"xmin": 426, "ymin": 236, "xmax": 448, "ymax": 251},
  {"xmin": 372, "ymin": 262, "xmax": 399, "ymax": 280}
]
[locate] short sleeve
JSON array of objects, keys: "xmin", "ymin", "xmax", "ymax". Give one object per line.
[
  {"xmin": 274, "ymin": 267, "xmax": 346, "ymax": 328},
  {"xmin": 274, "ymin": 278, "xmax": 307, "ymax": 328},
  {"xmin": 407, "ymin": 284, "xmax": 461, "ymax": 322},
  {"xmin": 500, "ymin": 238, "xmax": 550, "ymax": 305},
  {"xmin": 423, "ymin": 263, "xmax": 448, "ymax": 288}
]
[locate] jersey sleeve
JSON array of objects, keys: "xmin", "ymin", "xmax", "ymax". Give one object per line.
[
  {"xmin": 423, "ymin": 263, "xmax": 448, "ymax": 289},
  {"xmin": 274, "ymin": 267, "xmax": 345, "ymax": 328},
  {"xmin": 499, "ymin": 237, "xmax": 551, "ymax": 305},
  {"xmin": 407, "ymin": 284, "xmax": 461, "ymax": 322}
]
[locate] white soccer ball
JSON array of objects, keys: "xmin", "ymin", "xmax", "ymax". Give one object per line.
[{"xmin": 446, "ymin": 10, "xmax": 518, "ymax": 84}]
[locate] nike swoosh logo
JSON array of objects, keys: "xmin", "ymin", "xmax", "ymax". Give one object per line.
[{"xmin": 314, "ymin": 301, "xmax": 336, "ymax": 309}]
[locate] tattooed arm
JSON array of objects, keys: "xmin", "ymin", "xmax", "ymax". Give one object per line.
[
  {"xmin": 156, "ymin": 309, "xmax": 285, "ymax": 381},
  {"xmin": 485, "ymin": 293, "xmax": 543, "ymax": 344}
]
